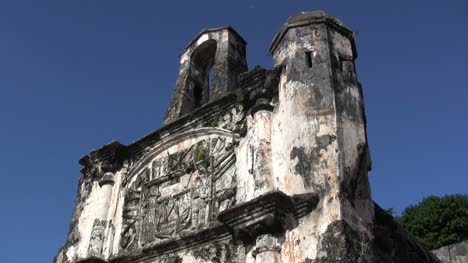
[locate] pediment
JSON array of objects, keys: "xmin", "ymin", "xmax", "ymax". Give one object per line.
[{"xmin": 119, "ymin": 127, "xmax": 240, "ymax": 252}]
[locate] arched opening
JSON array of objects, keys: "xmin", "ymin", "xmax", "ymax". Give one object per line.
[
  {"xmin": 188, "ymin": 39, "xmax": 217, "ymax": 109},
  {"xmin": 193, "ymin": 85, "xmax": 203, "ymax": 107}
]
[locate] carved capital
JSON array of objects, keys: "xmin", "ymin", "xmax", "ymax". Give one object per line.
[
  {"xmin": 79, "ymin": 141, "xmax": 129, "ymax": 180},
  {"xmin": 98, "ymin": 172, "xmax": 115, "ymax": 187}
]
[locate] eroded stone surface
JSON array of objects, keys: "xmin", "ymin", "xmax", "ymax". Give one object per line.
[
  {"xmin": 432, "ymin": 241, "xmax": 468, "ymax": 263},
  {"xmin": 56, "ymin": 11, "xmax": 439, "ymax": 263}
]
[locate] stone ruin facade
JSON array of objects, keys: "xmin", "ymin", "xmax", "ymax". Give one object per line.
[{"xmin": 56, "ymin": 11, "xmax": 442, "ymax": 263}]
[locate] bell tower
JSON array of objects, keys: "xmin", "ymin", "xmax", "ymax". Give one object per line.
[{"xmin": 164, "ymin": 27, "xmax": 248, "ymax": 125}]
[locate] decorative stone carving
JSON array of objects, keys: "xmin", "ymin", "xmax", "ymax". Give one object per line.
[
  {"xmin": 88, "ymin": 219, "xmax": 107, "ymax": 257},
  {"xmin": 120, "ymin": 187, "xmax": 141, "ymax": 251},
  {"xmin": 191, "ymin": 241, "xmax": 238, "ymax": 262},
  {"xmin": 79, "ymin": 141, "xmax": 128, "ymax": 180},
  {"xmin": 203, "ymin": 104, "xmax": 246, "ymax": 134},
  {"xmin": 120, "ymin": 135, "xmax": 238, "ymax": 251}
]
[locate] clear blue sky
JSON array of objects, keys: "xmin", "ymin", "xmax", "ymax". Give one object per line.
[{"xmin": 0, "ymin": 0, "xmax": 466, "ymax": 262}]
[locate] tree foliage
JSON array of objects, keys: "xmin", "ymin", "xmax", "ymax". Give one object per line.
[{"xmin": 396, "ymin": 194, "xmax": 468, "ymax": 250}]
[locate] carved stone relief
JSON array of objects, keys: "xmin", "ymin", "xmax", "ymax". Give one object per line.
[
  {"xmin": 204, "ymin": 104, "xmax": 245, "ymax": 134},
  {"xmin": 120, "ymin": 187, "xmax": 141, "ymax": 251},
  {"xmin": 120, "ymin": 135, "xmax": 238, "ymax": 251},
  {"xmin": 88, "ymin": 219, "xmax": 107, "ymax": 257}
]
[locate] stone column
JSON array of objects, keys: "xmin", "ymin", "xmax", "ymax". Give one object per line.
[
  {"xmin": 98, "ymin": 172, "xmax": 115, "ymax": 218},
  {"xmin": 88, "ymin": 172, "xmax": 115, "ymax": 258}
]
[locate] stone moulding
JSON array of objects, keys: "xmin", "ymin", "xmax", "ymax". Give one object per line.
[
  {"xmin": 269, "ymin": 10, "xmax": 355, "ymax": 55},
  {"xmin": 127, "ymin": 127, "xmax": 240, "ymax": 179},
  {"xmin": 217, "ymin": 191, "xmax": 319, "ymax": 242}
]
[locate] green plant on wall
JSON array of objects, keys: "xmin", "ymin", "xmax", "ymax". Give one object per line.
[{"xmin": 193, "ymin": 144, "xmax": 208, "ymax": 163}]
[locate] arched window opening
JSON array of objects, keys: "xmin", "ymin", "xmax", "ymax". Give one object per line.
[
  {"xmin": 189, "ymin": 39, "xmax": 217, "ymax": 109},
  {"xmin": 193, "ymin": 85, "xmax": 203, "ymax": 107}
]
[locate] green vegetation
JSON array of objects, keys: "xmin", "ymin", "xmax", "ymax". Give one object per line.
[
  {"xmin": 395, "ymin": 194, "xmax": 468, "ymax": 250},
  {"xmin": 193, "ymin": 144, "xmax": 208, "ymax": 162}
]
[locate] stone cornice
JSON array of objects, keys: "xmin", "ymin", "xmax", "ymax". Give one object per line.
[{"xmin": 218, "ymin": 191, "xmax": 319, "ymax": 242}]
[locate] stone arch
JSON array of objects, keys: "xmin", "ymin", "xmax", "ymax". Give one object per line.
[
  {"xmin": 188, "ymin": 39, "xmax": 217, "ymax": 108},
  {"xmin": 164, "ymin": 27, "xmax": 247, "ymax": 125}
]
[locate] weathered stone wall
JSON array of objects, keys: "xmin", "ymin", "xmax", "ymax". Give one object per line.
[
  {"xmin": 164, "ymin": 27, "xmax": 248, "ymax": 125},
  {"xmin": 432, "ymin": 241, "xmax": 468, "ymax": 263},
  {"xmin": 56, "ymin": 11, "xmax": 440, "ymax": 263},
  {"xmin": 267, "ymin": 11, "xmax": 373, "ymax": 262},
  {"xmin": 56, "ymin": 64, "xmax": 284, "ymax": 262}
]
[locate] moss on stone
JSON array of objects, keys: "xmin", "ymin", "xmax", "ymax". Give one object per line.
[{"xmin": 193, "ymin": 144, "xmax": 208, "ymax": 162}]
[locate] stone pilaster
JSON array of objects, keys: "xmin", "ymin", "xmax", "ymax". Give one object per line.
[{"xmin": 249, "ymin": 98, "xmax": 274, "ymax": 197}]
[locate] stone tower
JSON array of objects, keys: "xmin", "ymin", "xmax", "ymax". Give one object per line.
[
  {"xmin": 56, "ymin": 11, "xmax": 441, "ymax": 263},
  {"xmin": 164, "ymin": 27, "xmax": 247, "ymax": 124}
]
